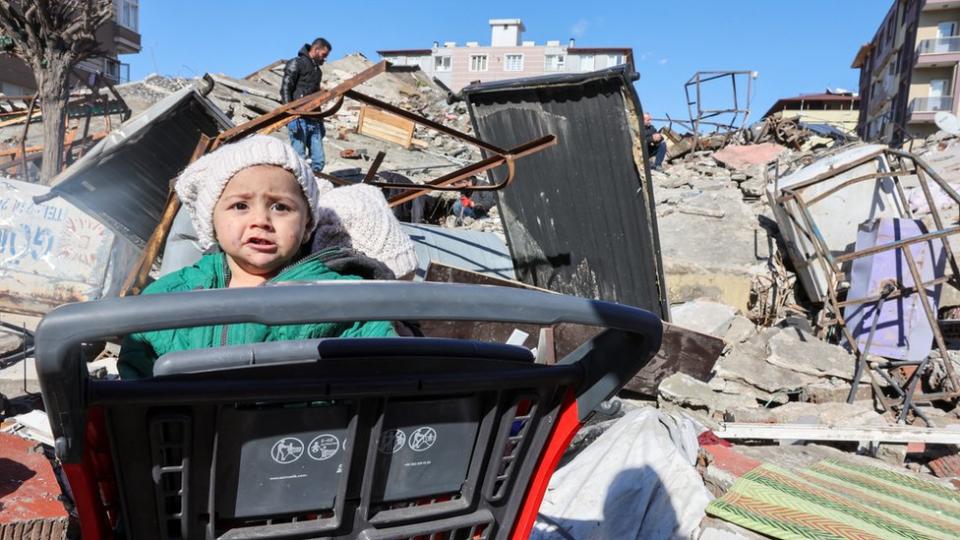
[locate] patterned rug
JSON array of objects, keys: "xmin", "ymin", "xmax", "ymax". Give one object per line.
[{"xmin": 706, "ymin": 459, "xmax": 960, "ymax": 539}]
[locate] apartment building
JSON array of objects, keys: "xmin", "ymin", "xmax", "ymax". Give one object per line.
[
  {"xmin": 0, "ymin": 0, "xmax": 141, "ymax": 96},
  {"xmin": 378, "ymin": 19, "xmax": 634, "ymax": 92},
  {"xmin": 852, "ymin": 0, "xmax": 960, "ymax": 143},
  {"xmin": 762, "ymin": 91, "xmax": 860, "ymax": 134}
]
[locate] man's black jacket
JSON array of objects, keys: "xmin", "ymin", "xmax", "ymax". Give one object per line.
[{"xmin": 281, "ymin": 44, "xmax": 323, "ymax": 104}]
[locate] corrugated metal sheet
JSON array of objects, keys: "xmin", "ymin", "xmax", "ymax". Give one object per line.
[
  {"xmin": 461, "ymin": 66, "xmax": 669, "ymax": 319},
  {"xmin": 46, "ymin": 86, "xmax": 234, "ymax": 248},
  {"xmin": 400, "ymin": 223, "xmax": 515, "ymax": 281}
]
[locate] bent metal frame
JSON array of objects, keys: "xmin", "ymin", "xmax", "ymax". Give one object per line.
[
  {"xmin": 121, "ymin": 61, "xmax": 557, "ymax": 295},
  {"xmin": 772, "ymin": 147, "xmax": 960, "ymax": 425}
]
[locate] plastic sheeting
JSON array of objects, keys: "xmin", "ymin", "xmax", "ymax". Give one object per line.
[
  {"xmin": 532, "ymin": 409, "xmax": 710, "ymax": 540},
  {"xmin": 0, "ymin": 176, "xmax": 140, "ymax": 315}
]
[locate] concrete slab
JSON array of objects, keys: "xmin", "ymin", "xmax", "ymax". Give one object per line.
[
  {"xmin": 671, "ymin": 301, "xmax": 737, "ymax": 338},
  {"xmin": 714, "ymin": 332, "xmax": 821, "ymax": 395},
  {"xmin": 766, "ymin": 327, "xmax": 860, "ymax": 381},
  {"xmin": 658, "ymin": 373, "xmax": 758, "ymax": 417},
  {"xmin": 712, "ymin": 143, "xmax": 787, "ymax": 171},
  {"xmin": 724, "ymin": 401, "xmax": 887, "ymax": 427}
]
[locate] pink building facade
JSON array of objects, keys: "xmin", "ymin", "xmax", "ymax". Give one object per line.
[{"xmin": 378, "ymin": 19, "xmax": 634, "ymax": 92}]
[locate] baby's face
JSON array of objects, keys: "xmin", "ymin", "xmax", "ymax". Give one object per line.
[{"xmin": 213, "ymin": 165, "xmax": 310, "ymax": 284}]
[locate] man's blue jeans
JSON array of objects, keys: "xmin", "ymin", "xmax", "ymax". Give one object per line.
[
  {"xmin": 288, "ymin": 118, "xmax": 326, "ymax": 173},
  {"xmin": 651, "ymin": 141, "xmax": 667, "ymax": 170}
]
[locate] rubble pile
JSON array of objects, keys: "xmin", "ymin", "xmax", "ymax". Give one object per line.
[
  {"xmin": 651, "ymin": 128, "xmax": 960, "ymax": 462},
  {"xmin": 0, "ymin": 54, "xmax": 504, "ymax": 234}
]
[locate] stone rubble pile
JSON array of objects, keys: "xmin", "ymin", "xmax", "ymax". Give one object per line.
[{"xmin": 652, "ymin": 128, "xmax": 960, "ymax": 468}]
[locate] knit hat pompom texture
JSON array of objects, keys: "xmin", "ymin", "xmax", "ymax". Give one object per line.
[
  {"xmin": 312, "ymin": 184, "xmax": 419, "ymax": 279},
  {"xmin": 175, "ymin": 135, "xmax": 333, "ymax": 250}
]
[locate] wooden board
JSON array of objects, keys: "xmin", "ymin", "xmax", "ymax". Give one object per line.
[
  {"xmin": 421, "ymin": 262, "xmax": 723, "ymax": 397},
  {"xmin": 358, "ymin": 105, "xmax": 415, "ymax": 149}
]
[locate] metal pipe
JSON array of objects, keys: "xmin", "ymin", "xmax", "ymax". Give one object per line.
[
  {"xmin": 801, "ymin": 171, "xmax": 913, "ymax": 207},
  {"xmin": 914, "ymin": 164, "xmax": 960, "ymax": 282},
  {"xmin": 834, "ymin": 226, "xmax": 960, "ymax": 264},
  {"xmin": 902, "ymin": 246, "xmax": 958, "ymax": 389}
]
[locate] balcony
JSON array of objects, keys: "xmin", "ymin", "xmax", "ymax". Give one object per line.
[
  {"xmin": 918, "ymin": 36, "xmax": 960, "ymax": 55},
  {"xmin": 909, "ymin": 96, "xmax": 954, "ymax": 112}
]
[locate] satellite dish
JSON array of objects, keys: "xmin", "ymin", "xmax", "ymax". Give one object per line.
[{"xmin": 935, "ymin": 111, "xmax": 960, "ymax": 135}]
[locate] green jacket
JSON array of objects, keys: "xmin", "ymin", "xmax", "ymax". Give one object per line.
[{"xmin": 118, "ymin": 249, "xmax": 396, "ymax": 379}]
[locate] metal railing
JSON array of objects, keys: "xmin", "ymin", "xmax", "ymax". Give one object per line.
[
  {"xmin": 909, "ymin": 96, "xmax": 954, "ymax": 112},
  {"xmin": 918, "ymin": 36, "xmax": 960, "ymax": 55}
]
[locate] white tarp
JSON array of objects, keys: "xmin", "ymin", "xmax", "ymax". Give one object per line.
[{"xmin": 532, "ymin": 409, "xmax": 711, "ymax": 540}]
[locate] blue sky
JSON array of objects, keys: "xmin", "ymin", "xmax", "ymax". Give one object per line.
[{"xmin": 131, "ymin": 0, "xmax": 886, "ymax": 122}]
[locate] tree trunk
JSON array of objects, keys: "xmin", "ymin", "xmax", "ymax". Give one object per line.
[{"xmin": 37, "ymin": 56, "xmax": 71, "ymax": 185}]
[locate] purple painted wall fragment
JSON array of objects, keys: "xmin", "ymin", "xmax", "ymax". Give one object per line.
[{"xmin": 842, "ymin": 218, "xmax": 945, "ymax": 361}]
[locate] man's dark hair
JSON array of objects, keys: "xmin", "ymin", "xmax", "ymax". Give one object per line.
[{"xmin": 312, "ymin": 38, "xmax": 332, "ymax": 51}]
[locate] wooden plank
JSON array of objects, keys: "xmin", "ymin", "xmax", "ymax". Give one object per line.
[
  {"xmin": 358, "ymin": 105, "xmax": 415, "ymax": 148},
  {"xmin": 715, "ymin": 422, "xmax": 960, "ymax": 445},
  {"xmin": 420, "ymin": 262, "xmax": 720, "ymax": 396}
]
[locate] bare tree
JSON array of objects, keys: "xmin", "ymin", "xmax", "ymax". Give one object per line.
[{"xmin": 0, "ymin": 0, "xmax": 112, "ymax": 184}]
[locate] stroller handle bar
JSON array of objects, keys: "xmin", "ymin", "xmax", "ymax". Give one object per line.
[{"xmin": 35, "ymin": 281, "xmax": 663, "ymax": 460}]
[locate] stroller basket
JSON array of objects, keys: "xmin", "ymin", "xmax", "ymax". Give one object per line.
[{"xmin": 35, "ymin": 281, "xmax": 662, "ymax": 539}]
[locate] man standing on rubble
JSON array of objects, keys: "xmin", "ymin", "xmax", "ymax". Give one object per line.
[
  {"xmin": 644, "ymin": 113, "xmax": 667, "ymax": 170},
  {"xmin": 281, "ymin": 38, "xmax": 332, "ymax": 174}
]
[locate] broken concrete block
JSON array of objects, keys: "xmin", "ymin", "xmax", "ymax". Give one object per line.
[
  {"xmin": 723, "ymin": 315, "xmax": 757, "ymax": 346},
  {"xmin": 738, "ymin": 177, "xmax": 765, "ymax": 198},
  {"xmin": 658, "ymin": 373, "xmax": 758, "ymax": 417},
  {"xmin": 766, "ymin": 327, "xmax": 860, "ymax": 381},
  {"xmin": 709, "ymin": 377, "xmax": 789, "ymax": 406},
  {"xmin": 713, "ymin": 143, "xmax": 787, "ymax": 171},
  {"xmin": 800, "ymin": 380, "xmax": 867, "ymax": 403},
  {"xmin": 0, "ymin": 332, "xmax": 24, "ymax": 356},
  {"xmin": 724, "ymin": 401, "xmax": 885, "ymax": 427},
  {"xmin": 714, "ymin": 332, "xmax": 821, "ymax": 395},
  {"xmin": 671, "ymin": 300, "xmax": 737, "ymax": 338}
]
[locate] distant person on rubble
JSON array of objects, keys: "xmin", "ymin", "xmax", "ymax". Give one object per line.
[
  {"xmin": 643, "ymin": 112, "xmax": 667, "ymax": 170},
  {"xmin": 281, "ymin": 37, "xmax": 332, "ymax": 174}
]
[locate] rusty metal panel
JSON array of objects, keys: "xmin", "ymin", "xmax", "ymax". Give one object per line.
[
  {"xmin": 0, "ymin": 177, "xmax": 138, "ymax": 316},
  {"xmin": 461, "ymin": 66, "xmax": 669, "ymax": 319}
]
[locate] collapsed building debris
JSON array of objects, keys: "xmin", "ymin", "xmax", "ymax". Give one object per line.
[{"xmin": 1, "ymin": 46, "xmax": 960, "ymax": 538}]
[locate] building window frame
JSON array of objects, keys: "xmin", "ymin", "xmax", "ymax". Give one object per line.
[
  {"xmin": 434, "ymin": 55, "xmax": 452, "ymax": 72},
  {"xmin": 606, "ymin": 54, "xmax": 621, "ymax": 67},
  {"xmin": 580, "ymin": 54, "xmax": 595, "ymax": 71},
  {"xmin": 504, "ymin": 53, "xmax": 524, "ymax": 72},
  {"xmin": 469, "ymin": 54, "xmax": 488, "ymax": 72},
  {"xmin": 545, "ymin": 54, "xmax": 565, "ymax": 71},
  {"xmin": 115, "ymin": 0, "xmax": 139, "ymax": 31}
]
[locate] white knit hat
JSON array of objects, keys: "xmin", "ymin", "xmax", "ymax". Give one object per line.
[
  {"xmin": 174, "ymin": 134, "xmax": 334, "ymax": 250},
  {"xmin": 311, "ymin": 183, "xmax": 419, "ymax": 278}
]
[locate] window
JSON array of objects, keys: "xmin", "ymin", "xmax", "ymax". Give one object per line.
[
  {"xmin": 434, "ymin": 55, "xmax": 451, "ymax": 72},
  {"xmin": 504, "ymin": 54, "xmax": 524, "ymax": 71},
  {"xmin": 606, "ymin": 54, "xmax": 621, "ymax": 67},
  {"xmin": 469, "ymin": 54, "xmax": 488, "ymax": 72},
  {"xmin": 938, "ymin": 21, "xmax": 958, "ymax": 38},
  {"xmin": 114, "ymin": 0, "xmax": 139, "ymax": 31},
  {"xmin": 580, "ymin": 54, "xmax": 595, "ymax": 71},
  {"xmin": 545, "ymin": 54, "xmax": 565, "ymax": 71}
]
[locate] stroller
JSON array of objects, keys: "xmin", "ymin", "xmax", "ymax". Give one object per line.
[{"xmin": 35, "ymin": 281, "xmax": 662, "ymax": 539}]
